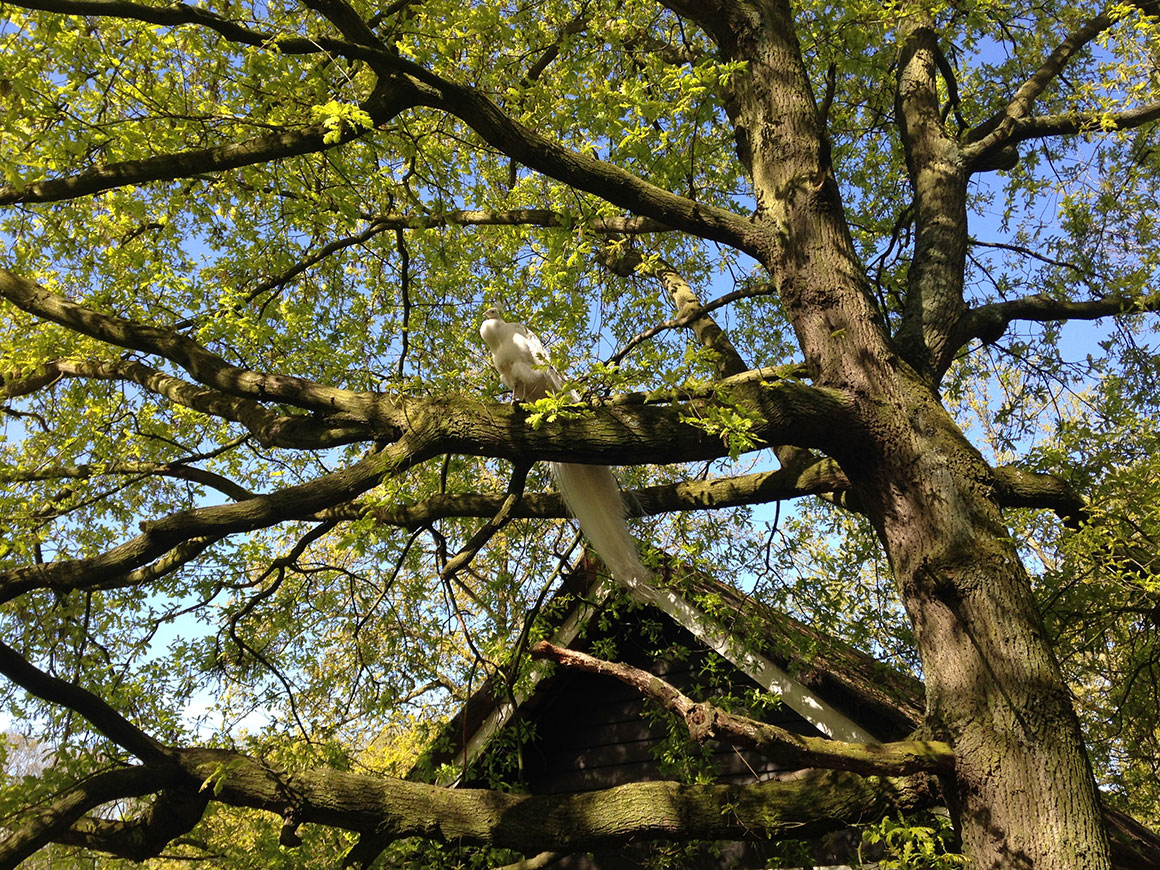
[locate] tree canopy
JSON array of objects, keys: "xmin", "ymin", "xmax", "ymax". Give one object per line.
[{"xmin": 1, "ymin": 0, "xmax": 1159, "ymax": 867}]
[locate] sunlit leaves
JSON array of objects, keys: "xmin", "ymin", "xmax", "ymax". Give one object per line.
[
  {"xmin": 0, "ymin": 0, "xmax": 1159, "ymax": 859},
  {"xmin": 311, "ymin": 100, "xmax": 374, "ymax": 145}
]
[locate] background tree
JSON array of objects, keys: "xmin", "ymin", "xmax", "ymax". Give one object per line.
[{"xmin": 0, "ymin": 0, "xmax": 1158, "ymax": 868}]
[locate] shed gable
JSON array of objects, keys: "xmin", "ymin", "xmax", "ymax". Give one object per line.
[{"xmin": 471, "ymin": 611, "xmax": 829, "ymax": 795}]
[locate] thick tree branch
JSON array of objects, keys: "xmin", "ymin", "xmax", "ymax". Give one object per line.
[
  {"xmin": 338, "ymin": 462, "xmax": 850, "ymax": 527},
  {"xmin": 606, "ymin": 282, "xmax": 779, "ymax": 366},
  {"xmin": 895, "ymin": 20, "xmax": 951, "ymax": 178},
  {"xmin": 598, "ymin": 247, "xmax": 749, "ymax": 377},
  {"xmin": 168, "ymin": 745, "xmax": 936, "ymax": 851},
  {"xmin": 521, "ymin": 12, "xmax": 588, "ymax": 85},
  {"xmin": 992, "ymin": 466, "xmax": 1087, "ymax": 527},
  {"xmin": 387, "ymin": 72, "xmax": 758, "ymax": 254},
  {"xmin": 0, "ymin": 362, "xmax": 62, "ymax": 399},
  {"xmin": 953, "ymin": 291, "xmax": 1160, "ymax": 350},
  {"xmin": 0, "ymin": 437, "xmax": 421, "ymax": 602},
  {"xmin": 347, "ymin": 461, "xmax": 1082, "ymax": 527},
  {"xmin": 52, "ymin": 789, "xmax": 209, "ymax": 863},
  {"xmin": 301, "ymin": 0, "xmax": 389, "ymax": 52},
  {"xmin": 996, "ymin": 469, "xmax": 1158, "ymax": 575},
  {"xmin": 0, "ymin": 105, "xmax": 403, "ymax": 206},
  {"xmin": 530, "ymin": 641, "xmax": 954, "ymax": 776},
  {"xmin": 0, "ymin": 375, "xmax": 845, "ymax": 600},
  {"xmin": 1, "ymin": 357, "xmax": 363, "ymax": 447},
  {"xmin": 4, "ymin": 532, "xmax": 217, "ymax": 606},
  {"xmin": 973, "ymin": 101, "xmax": 1160, "ymax": 155},
  {"xmin": 997, "ymin": 14, "xmax": 1112, "ymax": 117},
  {"xmin": 2, "ymin": 356, "xmax": 373, "ymax": 449},
  {"xmin": 893, "ymin": 19, "xmax": 969, "ymax": 378},
  {"xmin": 4, "ymin": 0, "xmax": 375, "ymax": 57},
  {"xmin": 656, "ymin": 0, "xmax": 758, "ymax": 47}
]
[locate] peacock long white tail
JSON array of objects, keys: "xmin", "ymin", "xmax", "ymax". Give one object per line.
[
  {"xmin": 551, "ymin": 461, "xmax": 651, "ymax": 585},
  {"xmin": 480, "ymin": 308, "xmax": 652, "ymax": 587}
]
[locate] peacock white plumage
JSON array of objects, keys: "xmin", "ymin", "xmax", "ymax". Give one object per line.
[{"xmin": 479, "ymin": 307, "xmax": 651, "ymax": 586}]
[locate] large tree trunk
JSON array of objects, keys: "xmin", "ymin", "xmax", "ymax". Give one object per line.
[
  {"xmin": 850, "ymin": 377, "xmax": 1112, "ymax": 869},
  {"xmin": 672, "ymin": 1, "xmax": 1116, "ymax": 866}
]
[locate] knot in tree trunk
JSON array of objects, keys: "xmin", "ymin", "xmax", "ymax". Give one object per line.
[{"xmin": 686, "ymin": 703, "xmax": 718, "ymax": 743}]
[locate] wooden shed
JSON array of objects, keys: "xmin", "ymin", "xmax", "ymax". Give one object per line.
[{"xmin": 415, "ymin": 559, "xmax": 1160, "ymax": 868}]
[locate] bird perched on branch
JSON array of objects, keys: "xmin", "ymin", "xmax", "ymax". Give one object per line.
[{"xmin": 479, "ymin": 307, "xmax": 651, "ymax": 586}]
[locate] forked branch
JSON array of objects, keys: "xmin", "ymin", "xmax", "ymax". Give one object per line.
[
  {"xmin": 51, "ymin": 789, "xmax": 209, "ymax": 863},
  {"xmin": 964, "ymin": 11, "xmax": 1118, "ymax": 164},
  {"xmin": 0, "ymin": 270, "xmax": 377, "ymax": 419},
  {"xmin": 0, "ymin": 767, "xmax": 170, "ymax": 870}
]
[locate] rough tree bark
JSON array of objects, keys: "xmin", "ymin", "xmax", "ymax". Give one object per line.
[
  {"xmin": 2, "ymin": 0, "xmax": 1157, "ymax": 867},
  {"xmin": 666, "ymin": 2, "xmax": 1114, "ymax": 867}
]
